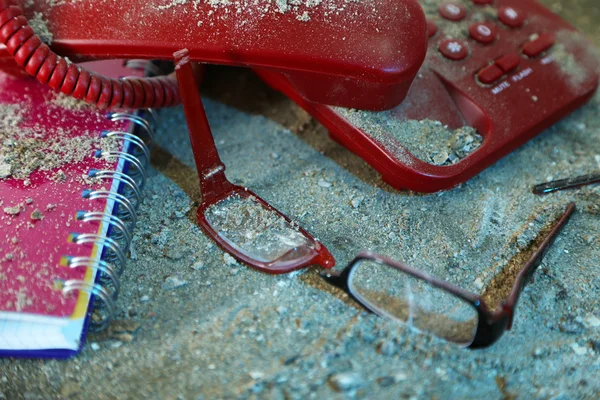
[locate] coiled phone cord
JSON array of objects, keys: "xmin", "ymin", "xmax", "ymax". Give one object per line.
[{"xmin": 0, "ymin": 0, "xmax": 181, "ymax": 109}]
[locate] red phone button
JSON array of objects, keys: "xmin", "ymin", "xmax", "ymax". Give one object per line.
[
  {"xmin": 439, "ymin": 39, "xmax": 469, "ymax": 60},
  {"xmin": 498, "ymin": 7, "xmax": 526, "ymax": 28},
  {"xmin": 472, "ymin": 0, "xmax": 493, "ymax": 4},
  {"xmin": 478, "ymin": 64, "xmax": 504, "ymax": 84},
  {"xmin": 427, "ymin": 20, "xmax": 438, "ymax": 38},
  {"xmin": 495, "ymin": 53, "xmax": 521, "ymax": 72},
  {"xmin": 469, "ymin": 22, "xmax": 498, "ymax": 44},
  {"xmin": 439, "ymin": 3, "xmax": 467, "ymax": 21},
  {"xmin": 523, "ymin": 33, "xmax": 555, "ymax": 57}
]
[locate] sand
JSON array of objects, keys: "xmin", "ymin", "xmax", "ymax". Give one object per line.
[{"xmin": 1, "ymin": 0, "xmax": 600, "ymax": 399}]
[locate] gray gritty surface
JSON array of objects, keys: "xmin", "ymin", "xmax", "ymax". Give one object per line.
[{"xmin": 2, "ymin": 0, "xmax": 600, "ymax": 399}]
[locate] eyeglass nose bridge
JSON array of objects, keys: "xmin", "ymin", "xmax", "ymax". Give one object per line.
[{"xmin": 320, "ymin": 271, "xmax": 346, "ymax": 288}]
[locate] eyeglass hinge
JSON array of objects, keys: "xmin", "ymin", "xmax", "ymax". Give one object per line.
[{"xmin": 203, "ymin": 165, "xmax": 225, "ymax": 180}]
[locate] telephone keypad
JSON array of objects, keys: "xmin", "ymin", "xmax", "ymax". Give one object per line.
[
  {"xmin": 439, "ymin": 3, "xmax": 467, "ymax": 21},
  {"xmin": 522, "ymin": 33, "xmax": 555, "ymax": 58},
  {"xmin": 498, "ymin": 7, "xmax": 526, "ymax": 28},
  {"xmin": 439, "ymin": 39, "xmax": 469, "ymax": 60},
  {"xmin": 478, "ymin": 64, "xmax": 504, "ymax": 84},
  {"xmin": 495, "ymin": 53, "xmax": 520, "ymax": 72},
  {"xmin": 428, "ymin": 0, "xmax": 553, "ymax": 86},
  {"xmin": 469, "ymin": 22, "xmax": 498, "ymax": 44}
]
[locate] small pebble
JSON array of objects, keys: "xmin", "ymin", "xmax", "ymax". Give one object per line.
[
  {"xmin": 140, "ymin": 295, "xmax": 150, "ymax": 302},
  {"xmin": 328, "ymin": 372, "xmax": 364, "ymax": 392},
  {"xmin": 249, "ymin": 371, "xmax": 264, "ymax": 380},
  {"xmin": 570, "ymin": 343, "xmax": 588, "ymax": 356},
  {"xmin": 190, "ymin": 261, "xmax": 205, "ymax": 271},
  {"xmin": 533, "ymin": 348, "xmax": 545, "ymax": 358},
  {"xmin": 585, "ymin": 315, "xmax": 600, "ymax": 328},
  {"xmin": 474, "ymin": 278, "xmax": 484, "ymax": 290},
  {"xmin": 224, "ymin": 254, "xmax": 237, "ymax": 266},
  {"xmin": 351, "ymin": 197, "xmax": 363, "ymax": 208},
  {"xmin": 30, "ymin": 209, "xmax": 43, "ymax": 220},
  {"xmin": 276, "ymin": 306, "xmax": 288, "ymax": 315},
  {"xmin": 3, "ymin": 206, "xmax": 20, "ymax": 216},
  {"xmin": 0, "ymin": 162, "xmax": 10, "ymax": 178},
  {"xmin": 318, "ymin": 179, "xmax": 332, "ymax": 188},
  {"xmin": 129, "ymin": 242, "xmax": 138, "ymax": 260},
  {"xmin": 90, "ymin": 342, "xmax": 100, "ymax": 351},
  {"xmin": 161, "ymin": 276, "xmax": 188, "ymax": 291},
  {"xmin": 431, "ymin": 150, "xmax": 450, "ymax": 166}
]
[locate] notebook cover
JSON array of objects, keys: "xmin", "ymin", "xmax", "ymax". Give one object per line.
[{"xmin": 0, "ymin": 60, "xmax": 141, "ymax": 355}]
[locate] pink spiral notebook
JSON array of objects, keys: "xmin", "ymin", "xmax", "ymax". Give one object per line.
[{"xmin": 0, "ymin": 59, "xmax": 152, "ymax": 357}]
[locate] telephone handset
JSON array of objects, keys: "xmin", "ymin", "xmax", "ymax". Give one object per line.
[
  {"xmin": 0, "ymin": 0, "xmax": 428, "ymax": 110},
  {"xmin": 0, "ymin": 0, "xmax": 597, "ymax": 192},
  {"xmin": 257, "ymin": 0, "xmax": 600, "ymax": 192}
]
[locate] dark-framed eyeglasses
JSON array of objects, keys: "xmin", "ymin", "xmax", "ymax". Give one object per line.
[{"xmin": 321, "ymin": 203, "xmax": 575, "ymax": 348}]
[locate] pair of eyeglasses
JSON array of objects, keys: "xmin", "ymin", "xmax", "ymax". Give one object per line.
[
  {"xmin": 174, "ymin": 52, "xmax": 334, "ymax": 274},
  {"xmin": 321, "ymin": 203, "xmax": 575, "ymax": 348}
]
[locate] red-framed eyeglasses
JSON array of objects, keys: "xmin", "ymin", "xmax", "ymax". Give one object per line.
[{"xmin": 173, "ymin": 51, "xmax": 334, "ymax": 274}]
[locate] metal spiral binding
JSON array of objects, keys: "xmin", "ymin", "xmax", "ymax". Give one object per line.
[
  {"xmin": 62, "ymin": 281, "xmax": 115, "ymax": 332},
  {"xmin": 63, "ymin": 77, "xmax": 155, "ymax": 330},
  {"xmin": 88, "ymin": 169, "xmax": 142, "ymax": 208},
  {"xmin": 66, "ymin": 257, "xmax": 121, "ymax": 299},
  {"xmin": 69, "ymin": 233, "xmax": 128, "ymax": 275},
  {"xmin": 94, "ymin": 149, "xmax": 147, "ymax": 187},
  {"xmin": 76, "ymin": 211, "xmax": 132, "ymax": 249},
  {"xmin": 106, "ymin": 112, "xmax": 155, "ymax": 142},
  {"xmin": 82, "ymin": 189, "xmax": 138, "ymax": 224},
  {"xmin": 101, "ymin": 131, "xmax": 151, "ymax": 167}
]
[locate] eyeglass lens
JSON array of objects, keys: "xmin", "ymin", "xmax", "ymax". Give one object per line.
[
  {"xmin": 205, "ymin": 194, "xmax": 314, "ymax": 263},
  {"xmin": 348, "ymin": 259, "xmax": 479, "ymax": 345}
]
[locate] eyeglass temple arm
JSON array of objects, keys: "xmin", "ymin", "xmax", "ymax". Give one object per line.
[
  {"xmin": 173, "ymin": 50, "xmax": 232, "ymax": 201},
  {"xmin": 533, "ymin": 173, "xmax": 600, "ymax": 194},
  {"xmin": 503, "ymin": 203, "xmax": 576, "ymax": 328}
]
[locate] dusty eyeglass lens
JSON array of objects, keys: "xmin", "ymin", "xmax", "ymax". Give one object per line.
[
  {"xmin": 205, "ymin": 195, "xmax": 314, "ymax": 263},
  {"xmin": 348, "ymin": 260, "xmax": 479, "ymax": 345}
]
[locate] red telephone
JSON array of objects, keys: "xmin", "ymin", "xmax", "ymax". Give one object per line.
[
  {"xmin": 256, "ymin": 1, "xmax": 600, "ymax": 192},
  {"xmin": 0, "ymin": 0, "xmax": 597, "ymax": 192}
]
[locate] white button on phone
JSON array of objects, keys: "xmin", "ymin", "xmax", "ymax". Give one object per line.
[
  {"xmin": 498, "ymin": 6, "xmax": 526, "ymax": 28},
  {"xmin": 439, "ymin": 39, "xmax": 468, "ymax": 60},
  {"xmin": 439, "ymin": 3, "xmax": 467, "ymax": 21},
  {"xmin": 469, "ymin": 22, "xmax": 498, "ymax": 44}
]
